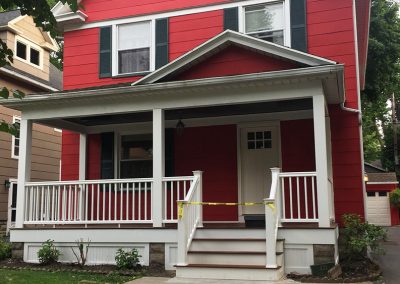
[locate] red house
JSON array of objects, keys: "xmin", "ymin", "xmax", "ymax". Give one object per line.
[{"xmin": 4, "ymin": 0, "xmax": 371, "ymax": 280}]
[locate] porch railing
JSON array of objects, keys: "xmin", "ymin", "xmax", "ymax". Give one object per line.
[
  {"xmin": 162, "ymin": 176, "xmax": 195, "ymax": 223},
  {"xmin": 23, "ymin": 178, "xmax": 153, "ymax": 225},
  {"xmin": 278, "ymin": 171, "xmax": 318, "ymax": 223},
  {"xmin": 176, "ymin": 171, "xmax": 203, "ymax": 265}
]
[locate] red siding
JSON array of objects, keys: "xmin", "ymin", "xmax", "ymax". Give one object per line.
[
  {"xmin": 169, "ymin": 10, "xmax": 223, "ymax": 61},
  {"xmin": 173, "ymin": 45, "xmax": 300, "ymax": 81},
  {"xmin": 280, "ymin": 119, "xmax": 315, "ymax": 172},
  {"xmin": 61, "ymin": 131, "xmax": 79, "ymax": 181},
  {"xmin": 63, "ymin": 28, "xmax": 142, "ymax": 90},
  {"xmin": 174, "ymin": 125, "xmax": 238, "ymax": 221},
  {"xmin": 308, "ymin": 0, "xmax": 365, "ymax": 220},
  {"xmin": 80, "ymin": 0, "xmax": 230, "ymax": 23}
]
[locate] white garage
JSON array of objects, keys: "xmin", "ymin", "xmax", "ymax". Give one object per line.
[{"xmin": 366, "ymin": 191, "xmax": 391, "ymax": 226}]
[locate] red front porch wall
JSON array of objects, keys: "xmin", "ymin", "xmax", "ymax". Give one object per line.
[{"xmin": 62, "ymin": 0, "xmax": 366, "ymax": 222}]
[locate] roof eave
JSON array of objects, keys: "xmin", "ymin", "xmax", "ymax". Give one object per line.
[{"xmin": 1, "ymin": 65, "xmax": 345, "ymax": 111}]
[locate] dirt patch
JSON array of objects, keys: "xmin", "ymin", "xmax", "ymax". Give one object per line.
[
  {"xmin": 0, "ymin": 258, "xmax": 175, "ymax": 278},
  {"xmin": 287, "ymin": 258, "xmax": 381, "ymax": 283}
]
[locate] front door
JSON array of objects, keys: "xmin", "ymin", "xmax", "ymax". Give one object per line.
[{"xmin": 240, "ymin": 126, "xmax": 279, "ymax": 215}]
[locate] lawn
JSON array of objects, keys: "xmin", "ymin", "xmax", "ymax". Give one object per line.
[{"xmin": 0, "ymin": 268, "xmax": 137, "ymax": 284}]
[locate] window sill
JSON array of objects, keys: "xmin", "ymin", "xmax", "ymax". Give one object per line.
[{"xmin": 112, "ymin": 71, "xmax": 152, "ymax": 78}]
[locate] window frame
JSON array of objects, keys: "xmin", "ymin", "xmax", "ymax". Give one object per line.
[
  {"xmin": 14, "ymin": 36, "xmax": 44, "ymax": 69},
  {"xmin": 11, "ymin": 116, "xmax": 21, "ymax": 159},
  {"xmin": 112, "ymin": 20, "xmax": 155, "ymax": 77},
  {"xmin": 239, "ymin": 0, "xmax": 291, "ymax": 47}
]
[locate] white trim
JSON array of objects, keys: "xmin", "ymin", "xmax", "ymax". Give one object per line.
[
  {"xmin": 0, "ymin": 67, "xmax": 59, "ymax": 91},
  {"xmin": 14, "ymin": 36, "xmax": 44, "ymax": 70},
  {"xmin": 62, "ymin": 0, "xmax": 288, "ymax": 32},
  {"xmin": 112, "ymin": 20, "xmax": 154, "ymax": 76},
  {"xmin": 366, "ymin": 182, "xmax": 399, "ymax": 185},
  {"xmin": 79, "ymin": 133, "xmax": 87, "ymax": 180},
  {"xmin": 11, "ymin": 116, "xmax": 20, "ymax": 159},
  {"xmin": 133, "ymin": 30, "xmax": 336, "ymax": 86},
  {"xmin": 237, "ymin": 121, "xmax": 282, "ymax": 218}
]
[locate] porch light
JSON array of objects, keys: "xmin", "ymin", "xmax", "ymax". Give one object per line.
[
  {"xmin": 364, "ymin": 174, "xmax": 369, "ymax": 182},
  {"xmin": 176, "ymin": 119, "xmax": 185, "ymax": 136}
]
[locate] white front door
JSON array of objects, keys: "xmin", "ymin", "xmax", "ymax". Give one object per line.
[{"xmin": 240, "ymin": 126, "xmax": 279, "ymax": 215}]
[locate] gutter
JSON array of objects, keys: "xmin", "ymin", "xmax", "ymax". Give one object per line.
[{"xmin": 0, "ymin": 67, "xmax": 58, "ymax": 92}]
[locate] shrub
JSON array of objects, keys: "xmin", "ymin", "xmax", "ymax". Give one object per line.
[
  {"xmin": 341, "ymin": 214, "xmax": 387, "ymax": 260},
  {"xmin": 37, "ymin": 239, "xmax": 61, "ymax": 265},
  {"xmin": 71, "ymin": 238, "xmax": 91, "ymax": 267},
  {"xmin": 115, "ymin": 248, "xmax": 141, "ymax": 270},
  {"xmin": 389, "ymin": 189, "xmax": 400, "ymax": 208},
  {"xmin": 0, "ymin": 238, "xmax": 12, "ymax": 260}
]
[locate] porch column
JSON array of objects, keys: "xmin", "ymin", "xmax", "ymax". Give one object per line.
[
  {"xmin": 153, "ymin": 109, "xmax": 165, "ymax": 227},
  {"xmin": 15, "ymin": 119, "xmax": 32, "ymax": 228},
  {"xmin": 312, "ymin": 95, "xmax": 331, "ymax": 227},
  {"xmin": 79, "ymin": 133, "xmax": 87, "ymax": 180}
]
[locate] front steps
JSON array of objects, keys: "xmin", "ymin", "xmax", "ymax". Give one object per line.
[{"xmin": 175, "ymin": 228, "xmax": 285, "ymax": 281}]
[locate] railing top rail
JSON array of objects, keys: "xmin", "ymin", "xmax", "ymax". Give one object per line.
[
  {"xmin": 278, "ymin": 171, "xmax": 317, "ymax": 178},
  {"xmin": 178, "ymin": 175, "xmax": 200, "ymax": 203},
  {"xmin": 162, "ymin": 176, "xmax": 194, "ymax": 182},
  {"xmin": 25, "ymin": 178, "xmax": 154, "ymax": 186}
]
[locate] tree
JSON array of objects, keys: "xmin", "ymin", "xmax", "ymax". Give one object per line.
[
  {"xmin": 0, "ymin": 0, "xmax": 78, "ymax": 134},
  {"xmin": 362, "ymin": 0, "xmax": 400, "ymax": 168}
]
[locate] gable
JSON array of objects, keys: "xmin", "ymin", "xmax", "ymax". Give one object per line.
[
  {"xmin": 13, "ymin": 16, "xmax": 46, "ymax": 44},
  {"xmin": 168, "ymin": 44, "xmax": 302, "ymax": 82}
]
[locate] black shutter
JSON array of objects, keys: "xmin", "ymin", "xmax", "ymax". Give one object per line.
[
  {"xmin": 165, "ymin": 128, "xmax": 175, "ymax": 177},
  {"xmin": 223, "ymin": 7, "xmax": 239, "ymax": 31},
  {"xmin": 101, "ymin": 132, "xmax": 114, "ymax": 179},
  {"xmin": 290, "ymin": 0, "xmax": 307, "ymax": 52},
  {"xmin": 155, "ymin": 18, "xmax": 169, "ymax": 69},
  {"xmin": 99, "ymin": 26, "xmax": 112, "ymax": 78}
]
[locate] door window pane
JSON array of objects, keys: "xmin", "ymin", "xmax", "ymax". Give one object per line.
[{"xmin": 120, "ymin": 134, "xmax": 152, "ymax": 178}]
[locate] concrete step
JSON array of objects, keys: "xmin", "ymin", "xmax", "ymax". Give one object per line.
[
  {"xmin": 175, "ymin": 264, "xmax": 285, "ymax": 281},
  {"xmin": 187, "ymin": 251, "xmax": 284, "ymax": 266}
]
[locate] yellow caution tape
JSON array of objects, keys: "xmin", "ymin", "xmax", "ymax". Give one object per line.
[{"xmin": 177, "ymin": 201, "xmax": 276, "ymax": 219}]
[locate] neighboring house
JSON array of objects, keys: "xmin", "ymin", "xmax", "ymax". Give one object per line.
[
  {"xmin": 2, "ymin": 0, "xmax": 371, "ymax": 280},
  {"xmin": 0, "ymin": 10, "xmax": 62, "ymax": 235},
  {"xmin": 364, "ymin": 163, "xmax": 399, "ymax": 226}
]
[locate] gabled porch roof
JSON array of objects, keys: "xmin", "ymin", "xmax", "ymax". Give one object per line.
[{"xmin": 133, "ymin": 30, "xmax": 337, "ymax": 86}]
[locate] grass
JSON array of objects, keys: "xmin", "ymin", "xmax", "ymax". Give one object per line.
[{"xmin": 0, "ymin": 268, "xmax": 138, "ymax": 284}]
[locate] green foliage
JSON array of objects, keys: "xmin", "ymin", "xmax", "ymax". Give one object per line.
[
  {"xmin": 71, "ymin": 238, "xmax": 90, "ymax": 266},
  {"xmin": 37, "ymin": 239, "xmax": 61, "ymax": 265},
  {"xmin": 341, "ymin": 214, "xmax": 387, "ymax": 260},
  {"xmin": 0, "ymin": 238, "xmax": 12, "ymax": 260},
  {"xmin": 115, "ymin": 248, "xmax": 141, "ymax": 270},
  {"xmin": 362, "ymin": 0, "xmax": 400, "ymax": 165},
  {"xmin": 389, "ymin": 188, "xmax": 400, "ymax": 208}
]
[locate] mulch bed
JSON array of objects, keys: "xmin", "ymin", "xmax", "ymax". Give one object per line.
[
  {"xmin": 287, "ymin": 258, "xmax": 382, "ymax": 283},
  {"xmin": 0, "ymin": 259, "xmax": 175, "ymax": 278}
]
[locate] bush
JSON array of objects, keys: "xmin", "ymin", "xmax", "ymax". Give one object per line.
[
  {"xmin": 389, "ymin": 188, "xmax": 400, "ymax": 208},
  {"xmin": 37, "ymin": 239, "xmax": 61, "ymax": 265},
  {"xmin": 0, "ymin": 238, "xmax": 12, "ymax": 260},
  {"xmin": 341, "ymin": 214, "xmax": 387, "ymax": 260},
  {"xmin": 115, "ymin": 248, "xmax": 141, "ymax": 270}
]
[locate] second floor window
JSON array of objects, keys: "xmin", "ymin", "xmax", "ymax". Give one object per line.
[
  {"xmin": 244, "ymin": 2, "xmax": 285, "ymax": 45},
  {"xmin": 15, "ymin": 38, "xmax": 42, "ymax": 67},
  {"xmin": 117, "ymin": 21, "xmax": 151, "ymax": 74}
]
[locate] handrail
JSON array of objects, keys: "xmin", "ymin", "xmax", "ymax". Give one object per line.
[
  {"xmin": 264, "ymin": 168, "xmax": 281, "ymax": 268},
  {"xmin": 176, "ymin": 171, "xmax": 203, "ymax": 266}
]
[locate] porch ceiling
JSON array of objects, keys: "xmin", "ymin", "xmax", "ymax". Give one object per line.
[{"xmin": 64, "ymin": 99, "xmax": 312, "ymax": 127}]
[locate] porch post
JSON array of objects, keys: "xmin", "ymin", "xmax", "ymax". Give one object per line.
[
  {"xmin": 79, "ymin": 133, "xmax": 87, "ymax": 180},
  {"xmin": 15, "ymin": 118, "xmax": 32, "ymax": 228},
  {"xmin": 312, "ymin": 95, "xmax": 331, "ymax": 227},
  {"xmin": 153, "ymin": 109, "xmax": 165, "ymax": 227}
]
